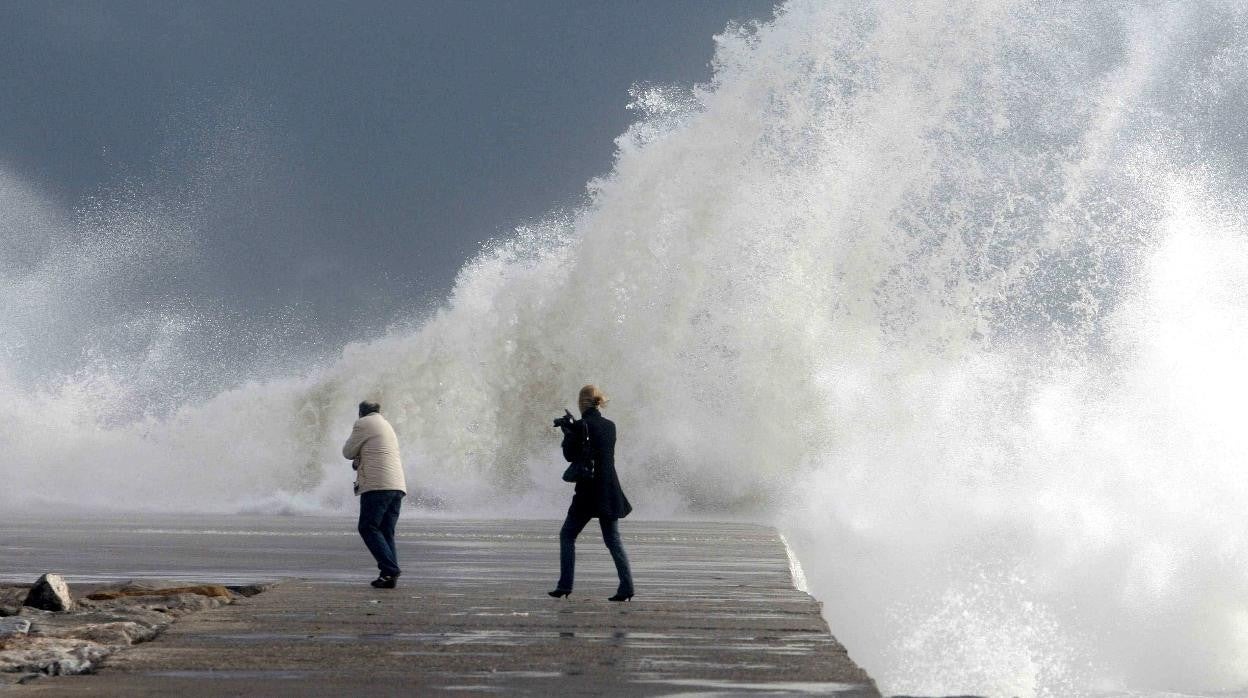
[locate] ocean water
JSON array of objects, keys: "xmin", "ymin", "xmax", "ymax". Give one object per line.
[{"xmin": 4, "ymin": 1, "xmax": 1248, "ymax": 696}]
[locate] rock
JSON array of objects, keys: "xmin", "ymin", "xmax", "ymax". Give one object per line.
[
  {"xmin": 0, "ymin": 586, "xmax": 29, "ymax": 616},
  {"xmin": 86, "ymin": 584, "xmax": 232, "ymax": 601},
  {"xmin": 69, "ymin": 622, "xmax": 154, "ymax": 646},
  {"xmin": 86, "ymin": 593, "xmax": 223, "ymax": 618},
  {"xmin": 0, "ymin": 618, "xmax": 31, "ymax": 639},
  {"xmin": 29, "ymin": 619, "xmax": 157, "ymax": 646},
  {"xmin": 0, "ymin": 637, "xmax": 108, "ymax": 675},
  {"xmin": 21, "ymin": 608, "xmax": 172, "ymax": 636},
  {"xmin": 166, "ymin": 593, "xmax": 228, "ymax": 614},
  {"xmin": 225, "ymin": 582, "xmax": 275, "ymax": 597},
  {"xmin": 22, "ymin": 575, "xmax": 73, "ymax": 612},
  {"xmin": 95, "ymin": 605, "xmax": 176, "ymax": 629}
]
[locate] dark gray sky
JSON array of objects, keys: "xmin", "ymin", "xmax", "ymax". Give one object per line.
[{"xmin": 0, "ymin": 0, "xmax": 777, "ymax": 388}]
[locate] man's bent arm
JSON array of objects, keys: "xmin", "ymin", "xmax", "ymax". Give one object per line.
[{"xmin": 343, "ymin": 421, "xmax": 368, "ymax": 459}]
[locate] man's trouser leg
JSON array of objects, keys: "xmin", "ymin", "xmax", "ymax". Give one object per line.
[
  {"xmin": 358, "ymin": 490, "xmax": 401, "ymax": 577},
  {"xmin": 380, "ymin": 491, "xmax": 404, "ymax": 576}
]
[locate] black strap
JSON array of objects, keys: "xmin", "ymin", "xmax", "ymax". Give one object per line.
[{"xmin": 582, "ymin": 420, "xmax": 596, "ymax": 478}]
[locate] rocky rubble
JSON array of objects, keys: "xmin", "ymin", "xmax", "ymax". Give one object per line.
[
  {"xmin": 0, "ymin": 619, "xmax": 30, "ymax": 639},
  {"xmin": 0, "ymin": 577, "xmax": 268, "ymax": 684}
]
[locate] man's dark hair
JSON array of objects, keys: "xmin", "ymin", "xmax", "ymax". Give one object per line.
[{"xmin": 358, "ymin": 401, "xmax": 381, "ymax": 418}]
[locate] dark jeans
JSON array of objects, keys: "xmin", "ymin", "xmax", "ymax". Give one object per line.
[
  {"xmin": 557, "ymin": 509, "xmax": 633, "ymax": 595},
  {"xmin": 358, "ymin": 490, "xmax": 404, "ymax": 577}
]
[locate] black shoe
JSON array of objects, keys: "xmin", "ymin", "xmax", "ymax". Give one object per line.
[
  {"xmin": 608, "ymin": 593, "xmax": 633, "ymax": 602},
  {"xmin": 371, "ymin": 575, "xmax": 398, "ymax": 589},
  {"xmin": 547, "ymin": 589, "xmax": 571, "ymax": 599}
]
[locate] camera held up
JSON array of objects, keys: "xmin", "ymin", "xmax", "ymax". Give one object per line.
[{"xmin": 553, "ymin": 409, "xmax": 576, "ymax": 433}]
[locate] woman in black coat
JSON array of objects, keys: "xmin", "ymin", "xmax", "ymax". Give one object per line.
[{"xmin": 549, "ymin": 384, "xmax": 634, "ymax": 601}]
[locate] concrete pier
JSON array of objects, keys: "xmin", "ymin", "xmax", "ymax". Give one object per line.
[{"xmin": 4, "ymin": 517, "xmax": 877, "ymax": 696}]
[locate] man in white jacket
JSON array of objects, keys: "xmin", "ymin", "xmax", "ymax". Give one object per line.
[{"xmin": 342, "ymin": 400, "xmax": 408, "ymax": 588}]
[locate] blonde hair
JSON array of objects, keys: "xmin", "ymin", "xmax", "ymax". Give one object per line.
[{"xmin": 578, "ymin": 384, "xmax": 608, "ymax": 412}]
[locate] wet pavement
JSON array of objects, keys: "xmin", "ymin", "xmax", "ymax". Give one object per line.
[{"xmin": 2, "ymin": 516, "xmax": 878, "ymax": 696}]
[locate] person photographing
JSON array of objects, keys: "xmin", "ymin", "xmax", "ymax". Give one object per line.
[
  {"xmin": 549, "ymin": 385, "xmax": 634, "ymax": 601},
  {"xmin": 342, "ymin": 400, "xmax": 407, "ymax": 588}
]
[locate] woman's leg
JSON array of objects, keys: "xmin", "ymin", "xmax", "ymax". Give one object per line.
[
  {"xmin": 557, "ymin": 507, "xmax": 592, "ymax": 591},
  {"xmin": 599, "ymin": 517, "xmax": 634, "ymax": 596}
]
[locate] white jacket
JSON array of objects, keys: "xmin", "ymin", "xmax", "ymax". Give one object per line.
[{"xmin": 342, "ymin": 413, "xmax": 407, "ymax": 496}]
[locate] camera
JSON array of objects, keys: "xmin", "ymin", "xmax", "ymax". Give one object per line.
[{"xmin": 552, "ymin": 409, "xmax": 576, "ymax": 433}]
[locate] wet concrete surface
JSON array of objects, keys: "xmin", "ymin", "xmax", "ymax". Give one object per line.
[{"xmin": 2, "ymin": 516, "xmax": 878, "ymax": 696}]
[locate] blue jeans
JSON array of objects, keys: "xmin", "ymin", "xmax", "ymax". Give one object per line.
[
  {"xmin": 557, "ymin": 509, "xmax": 633, "ymax": 595},
  {"xmin": 358, "ymin": 490, "xmax": 404, "ymax": 577}
]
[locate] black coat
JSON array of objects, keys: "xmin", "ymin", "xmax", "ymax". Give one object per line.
[{"xmin": 561, "ymin": 407, "xmax": 632, "ymax": 519}]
